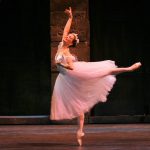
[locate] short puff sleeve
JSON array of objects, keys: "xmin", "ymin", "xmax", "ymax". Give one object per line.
[{"xmin": 55, "ymin": 54, "xmax": 63, "ymax": 63}]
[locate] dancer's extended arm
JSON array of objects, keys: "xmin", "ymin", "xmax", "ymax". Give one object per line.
[{"xmin": 62, "ymin": 7, "xmax": 73, "ymax": 41}]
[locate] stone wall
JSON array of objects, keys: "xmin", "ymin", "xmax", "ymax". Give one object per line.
[{"xmin": 50, "ymin": 0, "xmax": 90, "ymax": 92}]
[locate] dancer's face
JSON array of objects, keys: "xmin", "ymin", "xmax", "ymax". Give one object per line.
[{"xmin": 63, "ymin": 33, "xmax": 75, "ymax": 46}]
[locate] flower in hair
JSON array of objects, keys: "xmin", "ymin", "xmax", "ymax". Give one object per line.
[
  {"xmin": 76, "ymin": 38, "xmax": 79, "ymax": 44},
  {"xmin": 72, "ymin": 33, "xmax": 80, "ymax": 44}
]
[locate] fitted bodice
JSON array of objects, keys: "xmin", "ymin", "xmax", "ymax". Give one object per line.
[
  {"xmin": 55, "ymin": 42, "xmax": 77, "ymax": 72},
  {"xmin": 55, "ymin": 53, "xmax": 77, "ymax": 64},
  {"xmin": 55, "ymin": 41, "xmax": 77, "ymax": 64}
]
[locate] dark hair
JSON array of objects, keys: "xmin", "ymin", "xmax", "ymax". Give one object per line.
[
  {"xmin": 71, "ymin": 39, "xmax": 77, "ymax": 47},
  {"xmin": 69, "ymin": 34, "xmax": 78, "ymax": 47}
]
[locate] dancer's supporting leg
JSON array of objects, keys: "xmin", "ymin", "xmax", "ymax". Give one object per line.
[{"xmin": 77, "ymin": 113, "xmax": 85, "ymax": 146}]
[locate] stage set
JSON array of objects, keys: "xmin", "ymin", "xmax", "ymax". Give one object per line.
[{"xmin": 0, "ymin": 0, "xmax": 150, "ymax": 149}]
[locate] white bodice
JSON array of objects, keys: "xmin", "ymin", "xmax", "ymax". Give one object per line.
[
  {"xmin": 55, "ymin": 42, "xmax": 77, "ymax": 72},
  {"xmin": 55, "ymin": 53, "xmax": 77, "ymax": 64},
  {"xmin": 55, "ymin": 41, "xmax": 77, "ymax": 64}
]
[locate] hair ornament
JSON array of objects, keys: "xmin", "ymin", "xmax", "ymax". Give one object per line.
[{"xmin": 72, "ymin": 33, "xmax": 79, "ymax": 44}]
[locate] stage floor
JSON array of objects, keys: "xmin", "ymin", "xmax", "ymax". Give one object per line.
[{"xmin": 0, "ymin": 124, "xmax": 150, "ymax": 150}]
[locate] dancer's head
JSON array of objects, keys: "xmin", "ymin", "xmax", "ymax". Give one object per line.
[{"xmin": 63, "ymin": 33, "xmax": 79, "ymax": 47}]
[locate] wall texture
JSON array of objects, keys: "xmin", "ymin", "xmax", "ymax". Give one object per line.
[{"xmin": 50, "ymin": 0, "xmax": 90, "ymax": 93}]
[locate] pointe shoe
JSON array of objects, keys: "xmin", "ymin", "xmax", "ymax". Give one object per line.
[
  {"xmin": 128, "ymin": 62, "xmax": 142, "ymax": 71},
  {"xmin": 77, "ymin": 130, "xmax": 85, "ymax": 146}
]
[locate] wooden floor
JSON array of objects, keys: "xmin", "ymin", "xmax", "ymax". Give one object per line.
[{"xmin": 0, "ymin": 124, "xmax": 150, "ymax": 150}]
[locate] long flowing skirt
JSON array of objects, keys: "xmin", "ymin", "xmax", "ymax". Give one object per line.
[{"xmin": 50, "ymin": 60, "xmax": 117, "ymax": 120}]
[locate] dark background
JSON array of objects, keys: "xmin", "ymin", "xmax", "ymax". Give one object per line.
[
  {"xmin": 0, "ymin": 0, "xmax": 50, "ymax": 115},
  {"xmin": 0, "ymin": 0, "xmax": 150, "ymax": 122},
  {"xmin": 89, "ymin": 0, "xmax": 150, "ymax": 117}
]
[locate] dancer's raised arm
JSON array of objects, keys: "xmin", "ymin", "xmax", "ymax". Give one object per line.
[{"xmin": 62, "ymin": 7, "xmax": 73, "ymax": 41}]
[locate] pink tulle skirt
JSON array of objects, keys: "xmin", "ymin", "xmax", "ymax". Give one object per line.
[{"xmin": 50, "ymin": 60, "xmax": 117, "ymax": 120}]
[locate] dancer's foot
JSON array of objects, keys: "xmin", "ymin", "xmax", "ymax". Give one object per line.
[
  {"xmin": 77, "ymin": 130, "xmax": 85, "ymax": 146},
  {"xmin": 128, "ymin": 62, "xmax": 142, "ymax": 72}
]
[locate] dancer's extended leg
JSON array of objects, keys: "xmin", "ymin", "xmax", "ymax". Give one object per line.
[{"xmin": 110, "ymin": 62, "xmax": 141, "ymax": 75}]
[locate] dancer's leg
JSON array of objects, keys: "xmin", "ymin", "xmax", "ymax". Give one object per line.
[
  {"xmin": 78, "ymin": 113, "xmax": 84, "ymax": 132},
  {"xmin": 110, "ymin": 62, "xmax": 141, "ymax": 75},
  {"xmin": 77, "ymin": 113, "xmax": 85, "ymax": 146}
]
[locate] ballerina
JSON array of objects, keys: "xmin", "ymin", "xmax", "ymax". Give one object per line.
[{"xmin": 50, "ymin": 7, "xmax": 141, "ymax": 146}]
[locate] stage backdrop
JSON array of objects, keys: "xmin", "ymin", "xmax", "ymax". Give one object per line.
[
  {"xmin": 89, "ymin": 0, "xmax": 150, "ymax": 123},
  {"xmin": 0, "ymin": 0, "xmax": 50, "ymax": 120},
  {"xmin": 0, "ymin": 0, "xmax": 150, "ymax": 124}
]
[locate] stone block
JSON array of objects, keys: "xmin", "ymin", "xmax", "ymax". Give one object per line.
[
  {"xmin": 50, "ymin": 11, "xmax": 89, "ymax": 42},
  {"xmin": 50, "ymin": 0, "xmax": 88, "ymax": 12}
]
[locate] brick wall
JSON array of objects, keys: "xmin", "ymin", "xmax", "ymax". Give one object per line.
[{"xmin": 50, "ymin": 0, "xmax": 90, "ymax": 92}]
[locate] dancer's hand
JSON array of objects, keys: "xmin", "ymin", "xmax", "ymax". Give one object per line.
[{"xmin": 64, "ymin": 7, "xmax": 73, "ymax": 18}]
